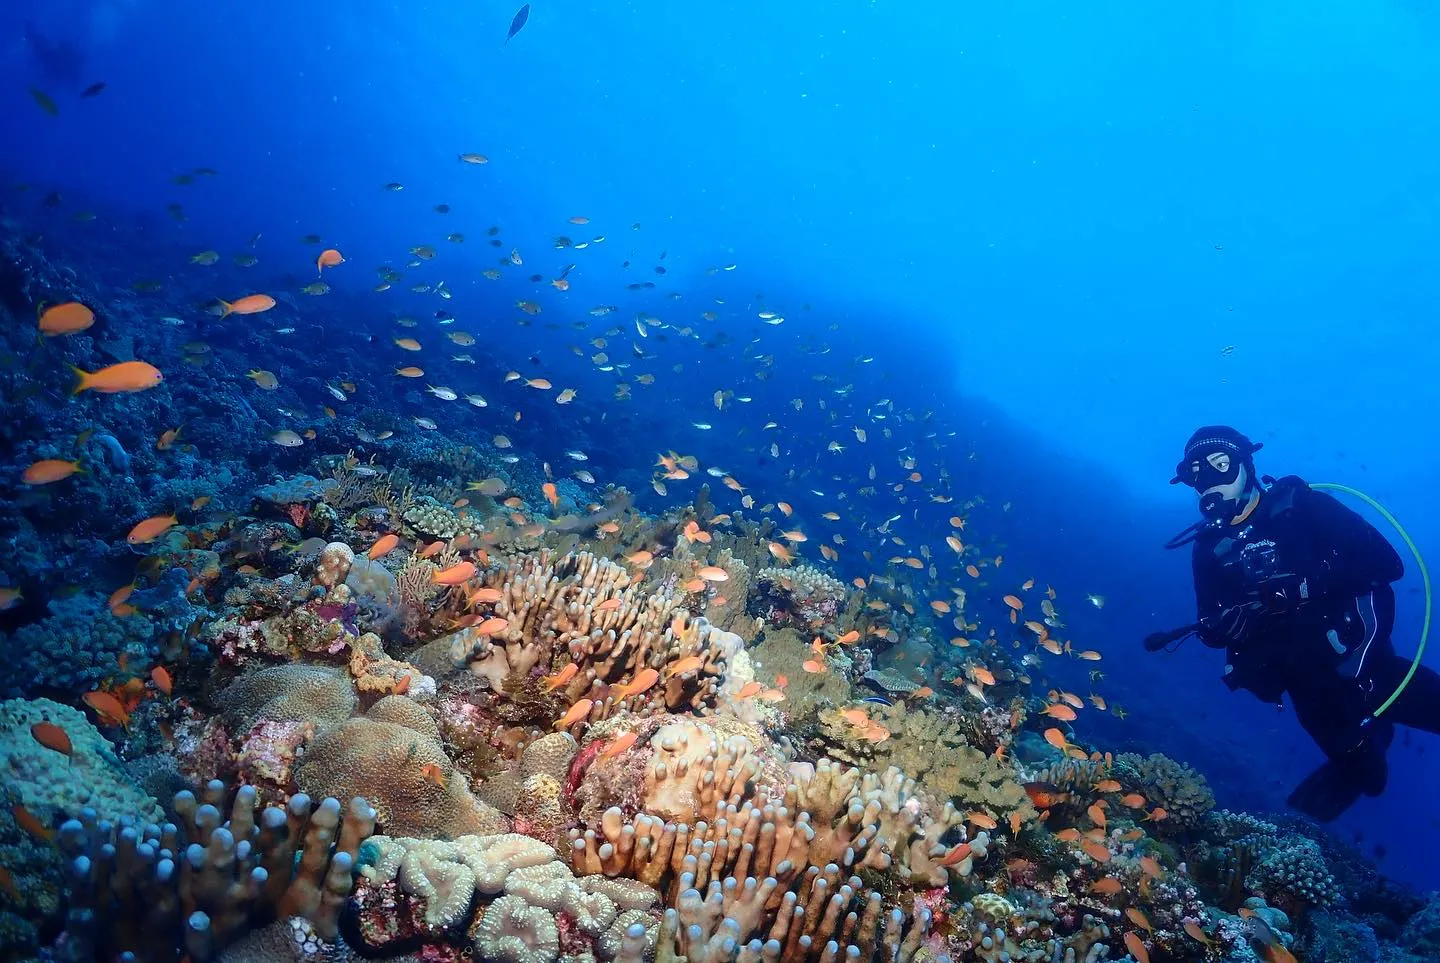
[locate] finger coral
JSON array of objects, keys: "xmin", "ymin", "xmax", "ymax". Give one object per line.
[{"xmin": 56, "ymin": 780, "xmax": 375, "ymax": 960}]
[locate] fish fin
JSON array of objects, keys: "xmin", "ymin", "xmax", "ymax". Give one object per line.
[
  {"xmin": 217, "ymin": 299, "xmax": 232, "ymax": 317},
  {"xmin": 69, "ymin": 365, "xmax": 90, "ymax": 395}
]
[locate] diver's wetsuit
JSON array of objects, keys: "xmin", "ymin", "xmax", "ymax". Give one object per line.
[{"xmin": 1192, "ymin": 475, "xmax": 1440, "ymax": 818}]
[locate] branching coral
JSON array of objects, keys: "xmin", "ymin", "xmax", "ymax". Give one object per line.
[{"xmin": 1113, "ymin": 752, "xmax": 1215, "ymax": 834}]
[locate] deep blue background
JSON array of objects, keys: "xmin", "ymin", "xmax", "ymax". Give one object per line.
[{"xmin": 4, "ymin": 0, "xmax": 1438, "ymax": 888}]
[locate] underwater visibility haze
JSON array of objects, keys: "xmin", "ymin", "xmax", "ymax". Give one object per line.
[{"xmin": 2, "ymin": 0, "xmax": 1440, "ymax": 961}]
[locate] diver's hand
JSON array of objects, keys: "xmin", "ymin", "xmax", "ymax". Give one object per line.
[
  {"xmin": 1258, "ymin": 573, "xmax": 1311, "ymax": 613},
  {"xmin": 1198, "ymin": 606, "xmax": 1250, "ymax": 647}
]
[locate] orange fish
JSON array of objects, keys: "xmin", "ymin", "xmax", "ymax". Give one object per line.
[
  {"xmin": 1125, "ymin": 908, "xmax": 1153, "ymax": 933},
  {"xmin": 474, "ymin": 617, "xmax": 509, "ymax": 635},
  {"xmin": 31, "ymin": 721, "xmax": 72, "ymax": 756},
  {"xmin": 1042, "ymin": 729, "xmax": 1070, "ymax": 752},
  {"xmin": 1003, "ymin": 594, "xmax": 1023, "ymax": 610},
  {"xmin": 23, "ymin": 459, "xmax": 84, "ymax": 485},
  {"xmin": 601, "ymin": 731, "xmax": 639, "ymax": 759},
  {"xmin": 218, "ymin": 294, "xmax": 276, "ymax": 317},
  {"xmin": 556, "ymin": 698, "xmax": 594, "ymax": 728},
  {"xmin": 965, "ymin": 564, "xmax": 981, "ymax": 578},
  {"xmin": 12, "ymin": 804, "xmax": 54, "ymax": 844},
  {"xmin": 317, "ymin": 248, "xmax": 344, "ymax": 274},
  {"xmin": 38, "ymin": 301, "xmax": 95, "ymax": 336},
  {"xmin": 1182, "ymin": 922, "xmax": 1212, "ymax": 946},
  {"xmin": 72, "ymin": 361, "xmax": 163, "ymax": 394},
  {"xmin": 543, "ymin": 664, "xmax": 579, "ymax": 691},
  {"xmin": 368, "ymin": 534, "xmax": 400, "ymax": 559},
  {"xmin": 127, "ymin": 513, "xmax": 178, "ymax": 545},
  {"xmin": 393, "ymin": 674, "xmax": 411, "ymax": 695},
  {"xmin": 469, "ymin": 586, "xmax": 504, "ymax": 604},
  {"xmin": 83, "ymin": 690, "xmax": 130, "ymax": 729},
  {"xmin": 665, "ymin": 656, "xmax": 705, "ymax": 678},
  {"xmin": 1089, "ymin": 877, "xmax": 1123, "ymax": 896},
  {"xmin": 1094, "ymin": 779, "xmax": 1122, "ymax": 793},
  {"xmin": 802, "ymin": 659, "xmax": 826, "ymax": 674},
  {"xmin": 419, "ymin": 763, "xmax": 446, "ymax": 788},
  {"xmin": 1119, "ymin": 793, "xmax": 1147, "ymax": 808},
  {"xmin": 1120, "ymin": 829, "xmax": 1147, "ymax": 842},
  {"xmin": 938, "ymin": 843, "xmax": 972, "ymax": 867},
  {"xmin": 613, "ymin": 668, "xmax": 660, "ymax": 699},
  {"xmin": 419, "ymin": 541, "xmax": 445, "ymax": 558},
  {"xmin": 542, "ymin": 482, "xmax": 559, "ymax": 510},
  {"xmin": 735, "ymin": 681, "xmax": 765, "ymax": 699},
  {"xmin": 1055, "ymin": 829, "xmax": 1082, "ymax": 842},
  {"xmin": 971, "ymin": 666, "xmax": 997, "ymax": 686},
  {"xmin": 595, "ymin": 598, "xmax": 623, "ymax": 612},
  {"xmin": 1082, "ymin": 841, "xmax": 1110, "ymax": 863},
  {"xmin": 1009, "ymin": 810, "xmax": 1023, "ymax": 836},
  {"xmin": 1122, "ymin": 933, "xmax": 1149, "ymax": 963},
  {"xmin": 150, "ymin": 665, "xmax": 174, "ymax": 696},
  {"xmin": 757, "ymin": 689, "xmax": 786, "ymax": 703},
  {"xmin": 1042, "ymin": 703, "xmax": 1078, "ymax": 722},
  {"xmin": 434, "ymin": 561, "xmax": 477, "ymax": 585},
  {"xmin": 966, "ymin": 811, "xmax": 998, "ymax": 830},
  {"xmin": 1143, "ymin": 807, "xmax": 1168, "ymax": 822},
  {"xmin": 1087, "ymin": 803, "xmax": 1107, "ymax": 829},
  {"xmin": 1139, "ymin": 856, "xmax": 1162, "ymax": 877}
]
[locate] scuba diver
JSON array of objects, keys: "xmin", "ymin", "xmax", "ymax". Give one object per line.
[{"xmin": 1153, "ymin": 426, "xmax": 1440, "ymax": 821}]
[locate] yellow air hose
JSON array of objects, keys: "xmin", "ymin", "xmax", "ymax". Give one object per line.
[{"xmin": 1311, "ymin": 482, "xmax": 1432, "ymax": 717}]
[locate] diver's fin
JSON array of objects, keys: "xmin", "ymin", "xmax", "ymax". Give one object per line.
[{"xmin": 1287, "ymin": 761, "xmax": 1365, "ymax": 822}]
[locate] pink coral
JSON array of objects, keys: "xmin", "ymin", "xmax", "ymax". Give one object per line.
[{"xmin": 236, "ymin": 717, "xmax": 316, "ymax": 799}]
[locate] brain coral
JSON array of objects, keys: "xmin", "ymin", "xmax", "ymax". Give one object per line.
[
  {"xmin": 218, "ymin": 664, "xmax": 358, "ymax": 734},
  {"xmin": 0, "ymin": 698, "xmax": 161, "ymax": 825},
  {"xmin": 294, "ymin": 714, "xmax": 507, "ymax": 839}
]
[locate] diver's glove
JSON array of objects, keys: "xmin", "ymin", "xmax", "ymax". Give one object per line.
[
  {"xmin": 1198, "ymin": 605, "xmax": 1250, "ymax": 647},
  {"xmin": 1258, "ymin": 573, "xmax": 1312, "ymax": 613}
]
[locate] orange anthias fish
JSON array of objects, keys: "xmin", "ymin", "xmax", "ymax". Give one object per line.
[
  {"xmin": 1125, "ymin": 907, "xmax": 1153, "ymax": 933},
  {"xmin": 218, "ymin": 294, "xmax": 276, "ymax": 317},
  {"xmin": 542, "ymin": 482, "xmax": 559, "ymax": 510},
  {"xmin": 72, "ymin": 361, "xmax": 164, "ymax": 394},
  {"xmin": 151, "ymin": 665, "xmax": 174, "ymax": 696},
  {"xmin": 1094, "ymin": 779, "xmax": 1122, "ymax": 793},
  {"xmin": 601, "ymin": 731, "xmax": 639, "ymax": 759},
  {"xmin": 664, "ymin": 656, "xmax": 705, "ymax": 678},
  {"xmin": 368, "ymin": 533, "xmax": 400, "ymax": 559},
  {"xmin": 419, "ymin": 763, "xmax": 446, "ymax": 788},
  {"xmin": 83, "ymin": 691, "xmax": 130, "ymax": 729},
  {"xmin": 469, "ymin": 586, "xmax": 504, "ymax": 605},
  {"xmin": 543, "ymin": 663, "xmax": 579, "ymax": 692},
  {"xmin": 1088, "ymin": 877, "xmax": 1123, "ymax": 896},
  {"xmin": 938, "ymin": 843, "xmax": 972, "ymax": 867},
  {"xmin": 556, "ymin": 698, "xmax": 594, "ymax": 729},
  {"xmin": 23, "ymin": 459, "xmax": 84, "ymax": 485},
  {"xmin": 1023, "ymin": 781, "xmax": 1070, "ymax": 809},
  {"xmin": 474, "ymin": 617, "xmax": 509, "ymax": 635},
  {"xmin": 735, "ymin": 681, "xmax": 765, "ymax": 699},
  {"xmin": 1122, "ymin": 932, "xmax": 1150, "ymax": 963},
  {"xmin": 433, "ymin": 561, "xmax": 477, "ymax": 586},
  {"xmin": 31, "ymin": 721, "xmax": 72, "ymax": 756},
  {"xmin": 1119, "ymin": 793, "xmax": 1147, "ymax": 808},
  {"xmin": 1183, "ymin": 921, "xmax": 1212, "ymax": 946},
  {"xmin": 127, "ymin": 513, "xmax": 179, "ymax": 545},
  {"xmin": 38, "ymin": 301, "xmax": 95, "ymax": 336},
  {"xmin": 1042, "ymin": 703, "xmax": 1078, "ymax": 722},
  {"xmin": 12, "ymin": 803, "xmax": 54, "ymax": 843},
  {"xmin": 612, "ymin": 668, "xmax": 660, "ymax": 699},
  {"xmin": 317, "ymin": 248, "xmax": 344, "ymax": 275}
]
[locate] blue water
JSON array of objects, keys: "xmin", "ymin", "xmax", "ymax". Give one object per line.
[{"xmin": 5, "ymin": 0, "xmax": 1439, "ymax": 891}]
